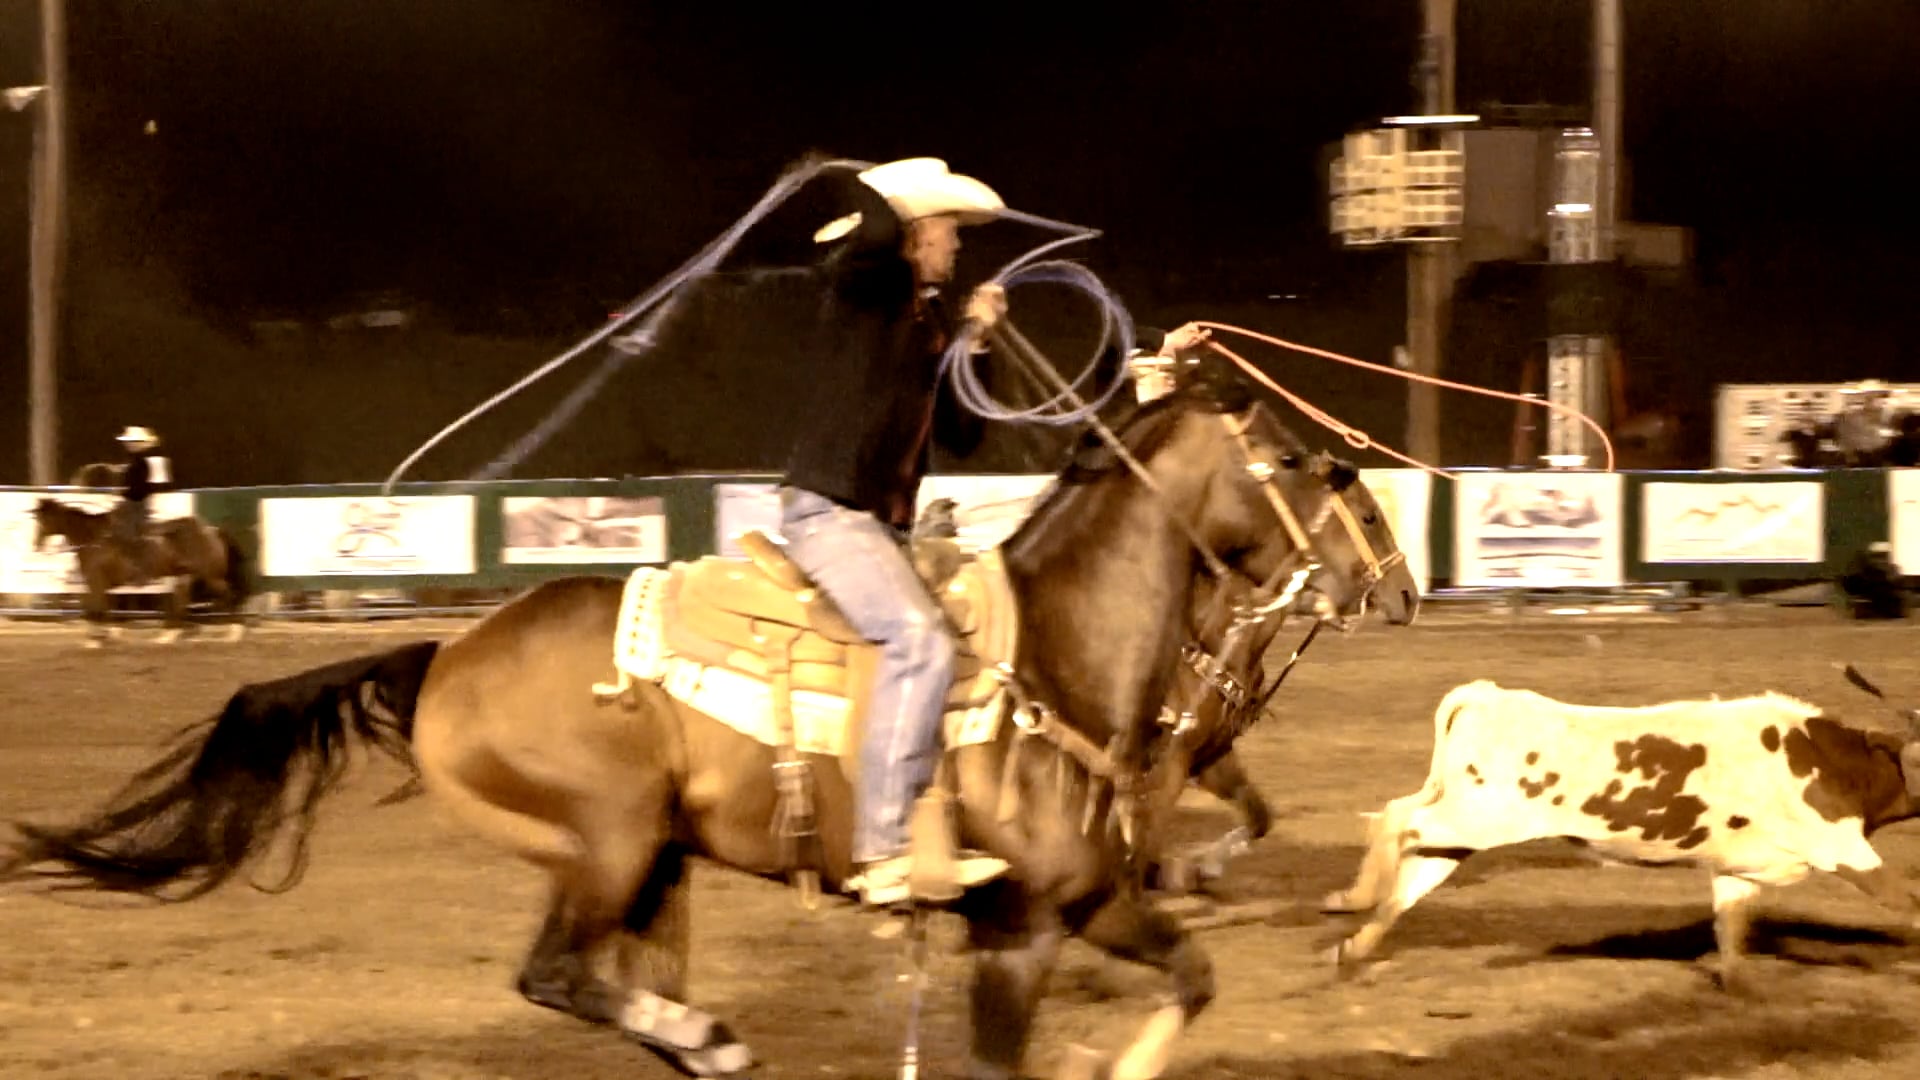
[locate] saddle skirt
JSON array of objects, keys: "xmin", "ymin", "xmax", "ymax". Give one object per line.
[{"xmin": 601, "ymin": 529, "xmax": 1018, "ymax": 778}]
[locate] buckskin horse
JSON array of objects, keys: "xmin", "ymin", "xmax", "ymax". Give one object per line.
[
  {"xmin": 29, "ymin": 498, "xmax": 253, "ymax": 646},
  {"xmin": 5, "ymin": 365, "xmax": 1419, "ymax": 1080}
]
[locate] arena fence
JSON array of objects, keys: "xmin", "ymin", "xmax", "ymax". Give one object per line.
[{"xmin": 1, "ymin": 467, "xmax": 1909, "ymax": 619}]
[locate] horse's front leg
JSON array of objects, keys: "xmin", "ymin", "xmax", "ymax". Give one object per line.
[
  {"xmin": 963, "ymin": 892, "xmax": 1065, "ymax": 1080},
  {"xmin": 1066, "ymin": 891, "xmax": 1214, "ymax": 1080},
  {"xmin": 1186, "ymin": 753, "xmax": 1270, "ymax": 886},
  {"xmin": 79, "ymin": 572, "xmax": 112, "ymax": 649},
  {"xmin": 1199, "ymin": 752, "xmax": 1271, "ymax": 843},
  {"xmin": 1150, "ymin": 754, "xmax": 1268, "ymax": 894},
  {"xmin": 154, "ymin": 577, "xmax": 191, "ymax": 645}
]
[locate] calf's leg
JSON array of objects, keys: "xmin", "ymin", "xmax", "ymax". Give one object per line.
[
  {"xmin": 1322, "ymin": 790, "xmax": 1425, "ymax": 914},
  {"xmin": 1710, "ymin": 874, "xmax": 1765, "ymax": 993},
  {"xmin": 1333, "ymin": 850, "xmax": 1465, "ymax": 966}
]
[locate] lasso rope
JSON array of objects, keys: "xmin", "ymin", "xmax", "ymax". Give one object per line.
[
  {"xmin": 1190, "ymin": 322, "xmax": 1617, "ymax": 475},
  {"xmin": 382, "ymin": 164, "xmax": 1134, "ymax": 494},
  {"xmin": 941, "ymin": 215, "xmax": 1137, "ymax": 426},
  {"xmin": 383, "ymin": 157, "xmax": 878, "ymax": 493}
]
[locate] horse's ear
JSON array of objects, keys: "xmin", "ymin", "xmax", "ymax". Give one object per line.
[
  {"xmin": 1184, "ymin": 356, "xmax": 1255, "ymax": 414},
  {"xmin": 1310, "ymin": 454, "xmax": 1359, "ymax": 492},
  {"xmin": 1328, "ymin": 460, "xmax": 1359, "ymax": 493}
]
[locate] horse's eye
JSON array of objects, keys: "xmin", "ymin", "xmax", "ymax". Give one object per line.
[{"xmin": 1362, "ymin": 512, "xmax": 1379, "ymax": 526}]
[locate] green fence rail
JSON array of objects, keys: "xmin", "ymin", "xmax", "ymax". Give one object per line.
[{"xmin": 4, "ymin": 468, "xmax": 1903, "ymax": 598}]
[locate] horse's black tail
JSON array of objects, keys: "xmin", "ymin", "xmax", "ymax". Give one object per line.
[{"xmin": 0, "ymin": 640, "xmax": 441, "ymax": 901}]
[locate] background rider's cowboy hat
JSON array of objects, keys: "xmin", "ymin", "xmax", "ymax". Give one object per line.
[
  {"xmin": 115, "ymin": 425, "xmax": 160, "ymax": 450},
  {"xmin": 813, "ymin": 157, "xmax": 1004, "ymax": 243}
]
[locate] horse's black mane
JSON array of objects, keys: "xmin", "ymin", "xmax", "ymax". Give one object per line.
[{"xmin": 1058, "ymin": 362, "xmax": 1261, "ymax": 484}]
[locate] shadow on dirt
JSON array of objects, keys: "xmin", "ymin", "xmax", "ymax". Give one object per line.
[
  {"xmin": 201, "ymin": 1015, "xmax": 668, "ymax": 1080},
  {"xmin": 1165, "ymin": 988, "xmax": 1915, "ymax": 1080},
  {"xmin": 1499, "ymin": 914, "xmax": 1918, "ymax": 971}
]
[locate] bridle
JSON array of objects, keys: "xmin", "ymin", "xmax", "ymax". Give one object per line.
[
  {"xmin": 978, "ymin": 320, "xmax": 1406, "ymax": 851},
  {"xmin": 1152, "ymin": 404, "xmax": 1405, "ymax": 739}
]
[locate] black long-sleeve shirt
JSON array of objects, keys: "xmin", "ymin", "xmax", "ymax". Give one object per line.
[
  {"xmin": 122, "ymin": 451, "xmax": 155, "ymax": 502},
  {"xmin": 650, "ymin": 170, "xmax": 987, "ymax": 528}
]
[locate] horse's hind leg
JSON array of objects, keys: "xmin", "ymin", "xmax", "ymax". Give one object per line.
[
  {"xmin": 482, "ymin": 777, "xmax": 747, "ymax": 1076},
  {"xmin": 512, "ymin": 842, "xmax": 691, "ymax": 1011},
  {"xmin": 611, "ymin": 845, "xmax": 753, "ymax": 1077},
  {"xmin": 223, "ymin": 586, "xmax": 250, "ymax": 642},
  {"xmin": 513, "ymin": 885, "xmax": 583, "ymax": 1012},
  {"xmin": 154, "ymin": 578, "xmax": 191, "ymax": 645},
  {"xmin": 615, "ymin": 842, "xmax": 691, "ymax": 1000}
]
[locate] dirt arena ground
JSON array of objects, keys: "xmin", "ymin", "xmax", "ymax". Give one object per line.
[{"xmin": 3, "ymin": 606, "xmax": 1919, "ymax": 1080}]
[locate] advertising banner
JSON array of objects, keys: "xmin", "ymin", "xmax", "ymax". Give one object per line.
[
  {"xmin": 1453, "ymin": 472, "xmax": 1624, "ymax": 588},
  {"xmin": 501, "ymin": 495, "xmax": 667, "ymax": 565},
  {"xmin": 260, "ymin": 495, "xmax": 475, "ymax": 577},
  {"xmin": 1358, "ymin": 468, "xmax": 1433, "ymax": 595},
  {"xmin": 1888, "ymin": 470, "xmax": 1920, "ymax": 574},
  {"xmin": 0, "ymin": 491, "xmax": 197, "ymax": 594},
  {"xmin": 915, "ymin": 474, "xmax": 1056, "ymax": 552},
  {"xmin": 1641, "ymin": 481, "xmax": 1824, "ymax": 564},
  {"xmin": 712, "ymin": 483, "xmax": 783, "ymax": 558}
]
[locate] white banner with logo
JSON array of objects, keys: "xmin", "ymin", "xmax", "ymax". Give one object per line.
[
  {"xmin": 711, "ymin": 471, "xmax": 1428, "ymax": 580},
  {"xmin": 915, "ymin": 474, "xmax": 1057, "ymax": 552},
  {"xmin": 260, "ymin": 495, "xmax": 475, "ymax": 577},
  {"xmin": 0, "ymin": 491, "xmax": 197, "ymax": 594},
  {"xmin": 713, "ymin": 482, "xmax": 783, "ymax": 557},
  {"xmin": 1360, "ymin": 469, "xmax": 1433, "ymax": 595},
  {"xmin": 501, "ymin": 495, "xmax": 667, "ymax": 565},
  {"xmin": 1888, "ymin": 470, "xmax": 1920, "ymax": 574},
  {"xmin": 711, "ymin": 476, "xmax": 1061, "ymax": 556},
  {"xmin": 1454, "ymin": 472, "xmax": 1625, "ymax": 588},
  {"xmin": 1642, "ymin": 481, "xmax": 1824, "ymax": 564}
]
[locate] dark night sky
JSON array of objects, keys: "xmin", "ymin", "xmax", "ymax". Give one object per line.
[{"xmin": 2, "ymin": 1, "xmax": 1918, "ymax": 481}]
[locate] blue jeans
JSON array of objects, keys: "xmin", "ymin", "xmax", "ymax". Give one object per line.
[{"xmin": 778, "ymin": 487, "xmax": 956, "ymax": 865}]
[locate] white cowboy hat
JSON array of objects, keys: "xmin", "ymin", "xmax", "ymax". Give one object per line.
[
  {"xmin": 116, "ymin": 425, "xmax": 159, "ymax": 449},
  {"xmin": 814, "ymin": 157, "xmax": 1004, "ymax": 243}
]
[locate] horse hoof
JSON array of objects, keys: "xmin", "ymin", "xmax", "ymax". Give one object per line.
[
  {"xmin": 1154, "ymin": 855, "xmax": 1198, "ymax": 896},
  {"xmin": 82, "ymin": 638, "xmax": 105, "ymax": 651},
  {"xmin": 1056, "ymin": 1043, "xmax": 1110, "ymax": 1080},
  {"xmin": 155, "ymin": 630, "xmax": 183, "ymax": 646}
]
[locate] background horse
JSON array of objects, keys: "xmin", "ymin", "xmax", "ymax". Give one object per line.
[
  {"xmin": 1140, "ymin": 428, "xmax": 1412, "ymax": 894},
  {"xmin": 1140, "ymin": 571, "xmax": 1314, "ymax": 895},
  {"xmin": 6, "ymin": 368, "xmax": 1417, "ymax": 1080},
  {"xmin": 30, "ymin": 498, "xmax": 253, "ymax": 646},
  {"xmin": 67, "ymin": 461, "xmax": 127, "ymax": 487}
]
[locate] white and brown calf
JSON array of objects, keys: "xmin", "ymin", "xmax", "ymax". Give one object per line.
[{"xmin": 1326, "ymin": 679, "xmax": 1920, "ymax": 986}]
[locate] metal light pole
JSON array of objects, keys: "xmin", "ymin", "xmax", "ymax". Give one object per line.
[
  {"xmin": 1404, "ymin": 0, "xmax": 1459, "ymax": 464},
  {"xmin": 1594, "ymin": 0, "xmax": 1621, "ymax": 261},
  {"xmin": 22, "ymin": 0, "xmax": 67, "ymax": 487},
  {"xmin": 1544, "ymin": 0, "xmax": 1622, "ymax": 466}
]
